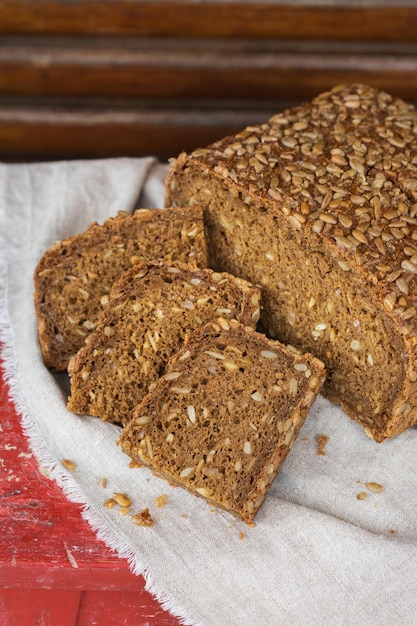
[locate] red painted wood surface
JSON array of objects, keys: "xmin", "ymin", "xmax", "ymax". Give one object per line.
[{"xmin": 0, "ymin": 357, "xmax": 181, "ymax": 625}]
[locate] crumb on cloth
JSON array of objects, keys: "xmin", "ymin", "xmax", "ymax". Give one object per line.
[
  {"xmin": 155, "ymin": 494, "xmax": 168, "ymax": 508},
  {"xmin": 315, "ymin": 434, "xmax": 329, "ymax": 456},
  {"xmin": 131, "ymin": 508, "xmax": 154, "ymax": 527}
]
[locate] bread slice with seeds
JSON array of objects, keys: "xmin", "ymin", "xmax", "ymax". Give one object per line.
[
  {"xmin": 34, "ymin": 206, "xmax": 207, "ymax": 371},
  {"xmin": 67, "ymin": 261, "xmax": 260, "ymax": 426},
  {"xmin": 119, "ymin": 318, "xmax": 325, "ymax": 524},
  {"xmin": 165, "ymin": 84, "xmax": 417, "ymax": 442}
]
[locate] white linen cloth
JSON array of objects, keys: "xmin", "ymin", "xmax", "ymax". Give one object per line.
[{"xmin": 1, "ymin": 157, "xmax": 417, "ymax": 626}]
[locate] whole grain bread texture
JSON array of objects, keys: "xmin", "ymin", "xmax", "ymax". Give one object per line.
[
  {"xmin": 119, "ymin": 318, "xmax": 326, "ymax": 524},
  {"xmin": 67, "ymin": 261, "xmax": 260, "ymax": 426},
  {"xmin": 165, "ymin": 83, "xmax": 417, "ymax": 442},
  {"xmin": 34, "ymin": 206, "xmax": 207, "ymax": 371}
]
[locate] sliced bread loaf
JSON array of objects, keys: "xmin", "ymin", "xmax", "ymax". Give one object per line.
[
  {"xmin": 119, "ymin": 318, "xmax": 325, "ymax": 524},
  {"xmin": 67, "ymin": 261, "xmax": 260, "ymax": 425},
  {"xmin": 165, "ymin": 84, "xmax": 417, "ymax": 441},
  {"xmin": 34, "ymin": 206, "xmax": 207, "ymax": 371}
]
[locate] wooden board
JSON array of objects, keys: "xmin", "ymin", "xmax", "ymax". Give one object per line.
[
  {"xmin": 0, "ymin": 1, "xmax": 416, "ymax": 41},
  {"xmin": 0, "ymin": 359, "xmax": 180, "ymax": 624},
  {"xmin": 0, "ymin": 0, "xmax": 416, "ymax": 161}
]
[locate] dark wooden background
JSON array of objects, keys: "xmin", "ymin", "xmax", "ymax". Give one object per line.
[{"xmin": 0, "ymin": 0, "xmax": 416, "ymax": 162}]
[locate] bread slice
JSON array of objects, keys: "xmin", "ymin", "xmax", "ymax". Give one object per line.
[
  {"xmin": 165, "ymin": 84, "xmax": 417, "ymax": 442},
  {"xmin": 67, "ymin": 261, "xmax": 260, "ymax": 426},
  {"xmin": 34, "ymin": 206, "xmax": 207, "ymax": 371},
  {"xmin": 119, "ymin": 318, "xmax": 325, "ymax": 524}
]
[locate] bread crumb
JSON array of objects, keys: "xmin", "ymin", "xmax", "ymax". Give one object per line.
[
  {"xmin": 239, "ymin": 532, "xmax": 246, "ymax": 540},
  {"xmin": 104, "ymin": 497, "xmax": 117, "ymax": 509},
  {"xmin": 155, "ymin": 494, "xmax": 168, "ymax": 508},
  {"xmin": 389, "ymin": 529, "xmax": 396, "ymax": 535},
  {"xmin": 99, "ymin": 477, "xmax": 107, "ymax": 488},
  {"xmin": 316, "ymin": 434, "xmax": 329, "ymax": 456},
  {"xmin": 119, "ymin": 507, "xmax": 131, "ymax": 516},
  {"xmin": 131, "ymin": 508, "xmax": 154, "ymax": 527},
  {"xmin": 356, "ymin": 492, "xmax": 367, "ymax": 500}
]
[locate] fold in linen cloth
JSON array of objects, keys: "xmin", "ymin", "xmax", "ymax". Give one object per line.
[{"xmin": 1, "ymin": 157, "xmax": 417, "ymax": 626}]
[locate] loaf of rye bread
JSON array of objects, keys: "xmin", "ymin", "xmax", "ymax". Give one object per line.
[
  {"xmin": 34, "ymin": 207, "xmax": 207, "ymax": 370},
  {"xmin": 68, "ymin": 261, "xmax": 260, "ymax": 426},
  {"xmin": 165, "ymin": 84, "xmax": 417, "ymax": 442},
  {"xmin": 119, "ymin": 318, "xmax": 326, "ymax": 523}
]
